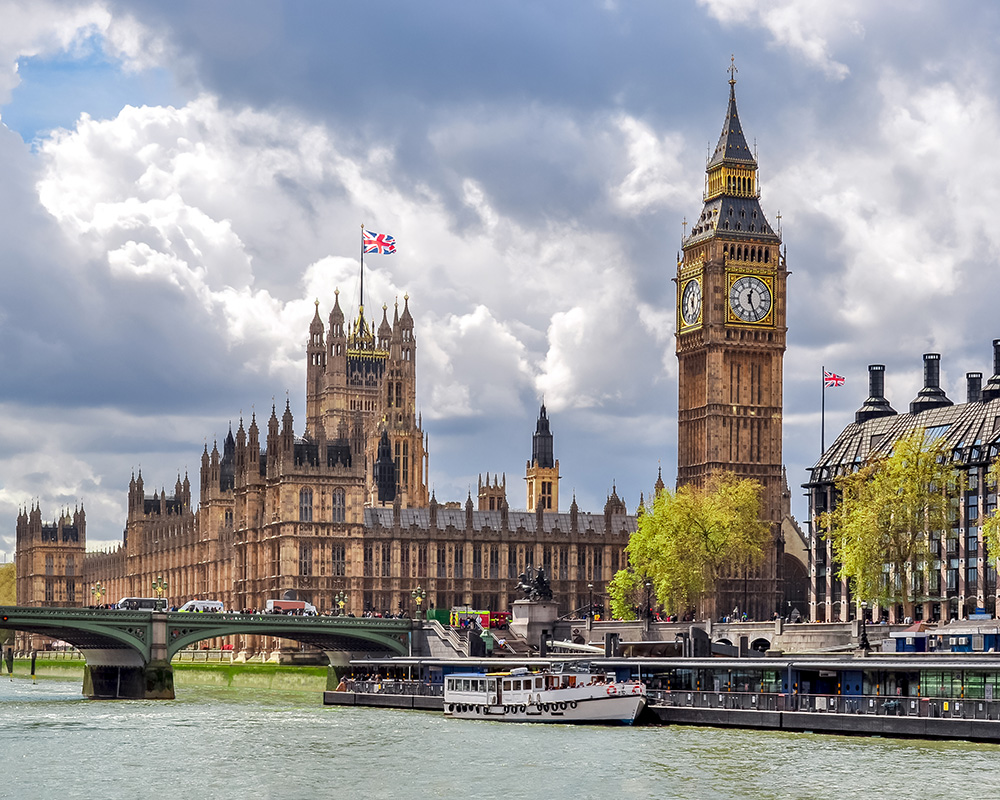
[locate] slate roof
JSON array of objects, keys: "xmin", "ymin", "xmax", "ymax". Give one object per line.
[{"xmin": 805, "ymin": 397, "xmax": 1000, "ymax": 487}]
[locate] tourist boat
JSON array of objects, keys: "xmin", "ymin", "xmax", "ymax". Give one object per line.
[{"xmin": 443, "ymin": 662, "xmax": 646, "ymax": 724}]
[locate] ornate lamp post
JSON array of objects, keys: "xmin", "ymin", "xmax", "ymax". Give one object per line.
[
  {"xmin": 645, "ymin": 581, "xmax": 652, "ymax": 621},
  {"xmin": 587, "ymin": 582, "xmax": 594, "ymax": 620},
  {"xmin": 860, "ymin": 600, "xmax": 871, "ymax": 653},
  {"xmin": 411, "ymin": 586, "xmax": 426, "ymax": 619},
  {"xmin": 335, "ymin": 591, "xmax": 347, "ymax": 616},
  {"xmin": 151, "ymin": 576, "xmax": 168, "ymax": 600},
  {"xmin": 91, "ymin": 581, "xmax": 106, "ymax": 608}
]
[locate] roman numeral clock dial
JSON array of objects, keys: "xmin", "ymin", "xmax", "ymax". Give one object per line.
[
  {"xmin": 681, "ymin": 278, "xmax": 702, "ymax": 327},
  {"xmin": 728, "ymin": 275, "xmax": 772, "ymax": 323}
]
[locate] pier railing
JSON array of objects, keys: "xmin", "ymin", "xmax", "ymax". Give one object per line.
[
  {"xmin": 345, "ymin": 678, "xmax": 443, "ymax": 697},
  {"xmin": 650, "ymin": 689, "xmax": 1000, "ymax": 721}
]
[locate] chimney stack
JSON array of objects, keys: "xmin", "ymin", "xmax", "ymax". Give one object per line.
[
  {"xmin": 967, "ymin": 372, "xmax": 983, "ymax": 404},
  {"xmin": 981, "ymin": 339, "xmax": 1000, "ymax": 401},
  {"xmin": 855, "ymin": 364, "xmax": 897, "ymax": 423},
  {"xmin": 909, "ymin": 353, "xmax": 953, "ymax": 414}
]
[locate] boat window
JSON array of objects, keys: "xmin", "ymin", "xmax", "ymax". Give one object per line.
[
  {"xmin": 535, "ymin": 678, "xmax": 543, "ymax": 689},
  {"xmin": 503, "ymin": 680, "xmax": 511, "ymax": 691}
]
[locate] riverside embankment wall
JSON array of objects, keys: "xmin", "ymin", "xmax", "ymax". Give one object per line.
[{"xmin": 8, "ymin": 658, "xmax": 331, "ymax": 692}]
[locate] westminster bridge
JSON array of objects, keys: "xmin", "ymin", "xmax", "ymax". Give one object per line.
[{"xmin": 0, "ymin": 606, "xmax": 412, "ymax": 699}]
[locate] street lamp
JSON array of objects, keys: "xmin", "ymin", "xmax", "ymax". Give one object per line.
[
  {"xmin": 587, "ymin": 583, "xmax": 593, "ymax": 620},
  {"xmin": 645, "ymin": 581, "xmax": 652, "ymax": 621},
  {"xmin": 91, "ymin": 582, "xmax": 106, "ymax": 608},
  {"xmin": 151, "ymin": 576, "xmax": 168, "ymax": 600},
  {"xmin": 335, "ymin": 591, "xmax": 347, "ymax": 616},
  {"xmin": 411, "ymin": 586, "xmax": 426, "ymax": 619},
  {"xmin": 859, "ymin": 600, "xmax": 871, "ymax": 653}
]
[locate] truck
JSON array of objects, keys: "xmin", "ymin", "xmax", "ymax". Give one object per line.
[{"xmin": 265, "ymin": 599, "xmax": 317, "ymax": 616}]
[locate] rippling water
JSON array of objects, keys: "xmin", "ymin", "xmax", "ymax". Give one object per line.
[{"xmin": 3, "ymin": 677, "xmax": 1000, "ymax": 800}]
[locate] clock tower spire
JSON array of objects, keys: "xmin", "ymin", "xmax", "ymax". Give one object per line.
[{"xmin": 675, "ymin": 63, "xmax": 787, "ymax": 619}]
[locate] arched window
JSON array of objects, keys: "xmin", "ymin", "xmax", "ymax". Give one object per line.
[
  {"xmin": 332, "ymin": 488, "xmax": 346, "ymax": 523},
  {"xmin": 299, "ymin": 488, "xmax": 313, "ymax": 522}
]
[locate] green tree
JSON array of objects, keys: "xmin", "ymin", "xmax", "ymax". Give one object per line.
[
  {"xmin": 821, "ymin": 428, "xmax": 958, "ymax": 620},
  {"xmin": 0, "ymin": 562, "xmax": 14, "ymax": 647},
  {"xmin": 608, "ymin": 472, "xmax": 769, "ymax": 618},
  {"xmin": 982, "ymin": 458, "xmax": 1000, "ymax": 567},
  {"xmin": 0, "ymin": 562, "xmax": 14, "ymax": 605}
]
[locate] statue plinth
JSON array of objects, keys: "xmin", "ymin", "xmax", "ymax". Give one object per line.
[{"xmin": 509, "ymin": 599, "xmax": 559, "ymax": 644}]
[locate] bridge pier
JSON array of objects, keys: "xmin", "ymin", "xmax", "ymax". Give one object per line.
[{"xmin": 83, "ymin": 659, "xmax": 174, "ymax": 699}]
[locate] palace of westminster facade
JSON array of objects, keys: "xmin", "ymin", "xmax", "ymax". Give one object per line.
[{"xmin": 16, "ymin": 74, "xmax": 814, "ymax": 625}]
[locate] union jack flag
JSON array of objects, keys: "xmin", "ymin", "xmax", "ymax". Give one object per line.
[
  {"xmin": 824, "ymin": 370, "xmax": 845, "ymax": 388},
  {"xmin": 363, "ymin": 229, "xmax": 396, "ymax": 255}
]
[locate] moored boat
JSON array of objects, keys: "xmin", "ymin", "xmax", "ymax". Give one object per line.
[{"xmin": 443, "ymin": 662, "xmax": 645, "ymax": 724}]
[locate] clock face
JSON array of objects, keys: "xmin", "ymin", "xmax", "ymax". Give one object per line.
[
  {"xmin": 729, "ymin": 275, "xmax": 772, "ymax": 323},
  {"xmin": 681, "ymin": 278, "xmax": 702, "ymax": 326}
]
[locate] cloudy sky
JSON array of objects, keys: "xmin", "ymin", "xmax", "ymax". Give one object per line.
[{"xmin": 1, "ymin": 0, "xmax": 998, "ymax": 557}]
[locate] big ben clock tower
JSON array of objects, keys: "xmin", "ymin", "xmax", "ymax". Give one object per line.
[{"xmin": 676, "ymin": 64, "xmax": 787, "ymax": 619}]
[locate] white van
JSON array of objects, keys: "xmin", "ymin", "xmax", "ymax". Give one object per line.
[
  {"xmin": 116, "ymin": 597, "xmax": 167, "ymax": 611},
  {"xmin": 178, "ymin": 599, "xmax": 225, "ymax": 613}
]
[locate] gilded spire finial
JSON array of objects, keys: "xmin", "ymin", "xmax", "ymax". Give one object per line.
[{"xmin": 729, "ymin": 54, "xmax": 738, "ymax": 85}]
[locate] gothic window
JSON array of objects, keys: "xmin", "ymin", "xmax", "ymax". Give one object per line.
[
  {"xmin": 507, "ymin": 546, "xmax": 518, "ymax": 579},
  {"xmin": 544, "ymin": 546, "xmax": 552, "ymax": 574},
  {"xmin": 437, "ymin": 545, "xmax": 447, "ymax": 578},
  {"xmin": 417, "ymin": 543, "xmax": 427, "ymax": 578},
  {"xmin": 401, "ymin": 543, "xmax": 411, "ymax": 577},
  {"xmin": 381, "ymin": 543, "xmax": 391, "ymax": 578},
  {"xmin": 66, "ymin": 578, "xmax": 75, "ymax": 604},
  {"xmin": 300, "ymin": 543, "xmax": 313, "ymax": 576},
  {"xmin": 225, "ymin": 509, "xmax": 234, "ymax": 528},
  {"xmin": 473, "ymin": 543, "xmax": 482, "ymax": 579},
  {"xmin": 364, "ymin": 543, "xmax": 374, "ymax": 577},
  {"xmin": 65, "ymin": 555, "xmax": 75, "ymax": 577},
  {"xmin": 454, "ymin": 545, "xmax": 464, "ymax": 579},
  {"xmin": 45, "ymin": 554, "xmax": 54, "ymax": 576},
  {"xmin": 332, "ymin": 489, "xmax": 345, "ymax": 523},
  {"xmin": 331, "ymin": 543, "xmax": 346, "ymax": 577},
  {"xmin": 402, "ymin": 441, "xmax": 409, "ymax": 487},
  {"xmin": 45, "ymin": 580, "xmax": 54, "ymax": 603},
  {"xmin": 594, "ymin": 547, "xmax": 603, "ymax": 581},
  {"xmin": 299, "ymin": 488, "xmax": 313, "ymax": 522},
  {"xmin": 489, "ymin": 545, "xmax": 500, "ymax": 579}
]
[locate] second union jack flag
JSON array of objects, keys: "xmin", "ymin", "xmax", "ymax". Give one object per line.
[
  {"xmin": 363, "ymin": 230, "xmax": 396, "ymax": 255},
  {"xmin": 824, "ymin": 370, "xmax": 845, "ymax": 388}
]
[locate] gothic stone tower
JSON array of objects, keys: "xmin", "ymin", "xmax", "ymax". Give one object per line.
[
  {"xmin": 305, "ymin": 290, "xmax": 428, "ymax": 508},
  {"xmin": 675, "ymin": 71, "xmax": 787, "ymax": 619},
  {"xmin": 526, "ymin": 403, "xmax": 560, "ymax": 512}
]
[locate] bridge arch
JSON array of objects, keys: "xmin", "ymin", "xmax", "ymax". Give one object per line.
[{"xmin": 750, "ymin": 637, "xmax": 771, "ymax": 653}]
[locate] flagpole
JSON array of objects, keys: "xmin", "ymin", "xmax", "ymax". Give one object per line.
[
  {"xmin": 821, "ymin": 364, "xmax": 826, "ymax": 455},
  {"xmin": 360, "ymin": 223, "xmax": 365, "ymax": 311}
]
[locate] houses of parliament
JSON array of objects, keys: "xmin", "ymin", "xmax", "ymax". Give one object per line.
[{"xmin": 15, "ymin": 73, "xmax": 809, "ymax": 626}]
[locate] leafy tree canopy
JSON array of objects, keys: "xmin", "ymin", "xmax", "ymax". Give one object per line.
[
  {"xmin": 608, "ymin": 472, "xmax": 769, "ymax": 618},
  {"xmin": 821, "ymin": 428, "xmax": 959, "ymax": 618}
]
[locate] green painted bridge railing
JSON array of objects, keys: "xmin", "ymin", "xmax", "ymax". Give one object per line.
[{"xmin": 0, "ymin": 606, "xmax": 413, "ymax": 662}]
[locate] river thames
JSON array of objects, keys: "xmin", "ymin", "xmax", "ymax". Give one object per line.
[{"xmin": 3, "ymin": 678, "xmax": 1000, "ymax": 800}]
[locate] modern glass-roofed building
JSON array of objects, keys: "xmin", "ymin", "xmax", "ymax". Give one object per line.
[{"xmin": 805, "ymin": 344, "xmax": 1000, "ymax": 624}]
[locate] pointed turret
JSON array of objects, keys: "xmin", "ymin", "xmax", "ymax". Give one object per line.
[{"xmin": 378, "ymin": 304, "xmax": 392, "ymax": 348}]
